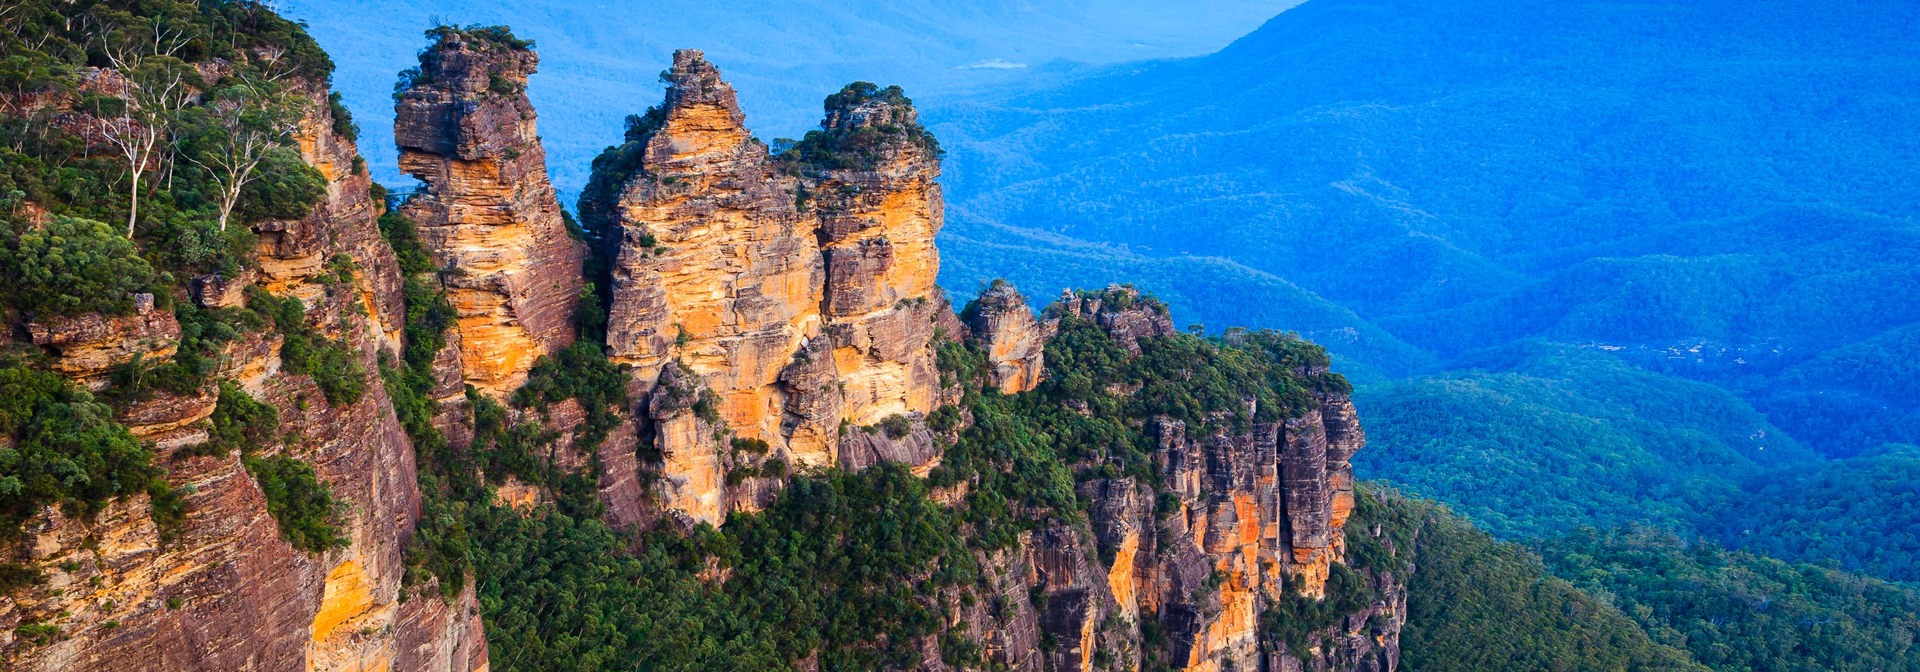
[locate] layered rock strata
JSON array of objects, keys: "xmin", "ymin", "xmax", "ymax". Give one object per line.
[
  {"xmin": 1, "ymin": 79, "xmax": 485, "ymax": 671},
  {"xmin": 955, "ymin": 291, "xmax": 1395, "ymax": 672},
  {"xmin": 24, "ymin": 298, "xmax": 179, "ymax": 391},
  {"xmin": 395, "ymin": 29, "xmax": 585, "ymax": 397},
  {"xmin": 590, "ymin": 50, "xmax": 950, "ymax": 525}
]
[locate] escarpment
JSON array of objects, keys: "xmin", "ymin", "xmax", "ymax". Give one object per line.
[
  {"xmin": 0, "ymin": 35, "xmax": 484, "ymax": 672},
  {"xmin": 583, "ymin": 50, "xmax": 951, "ymax": 524},
  {"xmin": 394, "ymin": 28, "xmax": 586, "ymax": 398},
  {"xmin": 949, "ymin": 286, "xmax": 1398, "ymax": 672}
]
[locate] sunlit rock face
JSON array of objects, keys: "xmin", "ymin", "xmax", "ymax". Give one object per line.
[
  {"xmin": 1, "ymin": 81, "xmax": 485, "ymax": 672},
  {"xmin": 999, "ymin": 290, "xmax": 1396, "ymax": 672},
  {"xmin": 589, "ymin": 50, "xmax": 951, "ymax": 525},
  {"xmin": 394, "ymin": 29, "xmax": 585, "ymax": 398}
]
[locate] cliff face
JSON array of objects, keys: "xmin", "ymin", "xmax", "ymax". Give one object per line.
[
  {"xmin": 4, "ymin": 25, "xmax": 1394, "ymax": 672},
  {"xmin": 1, "ymin": 78, "xmax": 485, "ymax": 672},
  {"xmin": 591, "ymin": 51, "xmax": 949, "ymax": 525},
  {"xmin": 956, "ymin": 288, "xmax": 1397, "ymax": 672},
  {"xmin": 395, "ymin": 29, "xmax": 585, "ymax": 398}
]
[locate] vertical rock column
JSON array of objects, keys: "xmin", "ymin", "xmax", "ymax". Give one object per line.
[
  {"xmin": 394, "ymin": 29, "xmax": 584, "ymax": 398},
  {"xmin": 809, "ymin": 84, "xmax": 949, "ymax": 432},
  {"xmin": 595, "ymin": 50, "xmax": 827, "ymax": 523},
  {"xmin": 602, "ymin": 49, "xmax": 822, "ymax": 446},
  {"xmin": 589, "ymin": 53, "xmax": 957, "ymax": 524}
]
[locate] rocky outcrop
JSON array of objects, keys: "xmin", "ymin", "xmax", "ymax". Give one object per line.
[
  {"xmin": 965, "ymin": 281, "xmax": 1051, "ymax": 394},
  {"xmin": 591, "ymin": 51, "xmax": 951, "ymax": 525},
  {"xmin": 599, "ymin": 50, "xmax": 824, "ymax": 485},
  {"xmin": 395, "ymin": 28, "xmax": 585, "ymax": 397},
  {"xmin": 0, "ymin": 75, "xmax": 484, "ymax": 672},
  {"xmin": 24, "ymin": 297, "xmax": 178, "ymax": 390},
  {"xmin": 807, "ymin": 82, "xmax": 948, "ymax": 431},
  {"xmin": 1025, "ymin": 293, "xmax": 1387, "ymax": 672},
  {"xmin": 1052, "ymin": 285, "xmax": 1177, "ymax": 355}
]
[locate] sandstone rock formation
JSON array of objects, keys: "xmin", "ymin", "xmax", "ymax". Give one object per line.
[
  {"xmin": 965, "ymin": 280, "xmax": 1052, "ymax": 394},
  {"xmin": 983, "ymin": 291, "xmax": 1395, "ymax": 672},
  {"xmin": 1, "ymin": 74, "xmax": 485, "ymax": 672},
  {"xmin": 395, "ymin": 28, "xmax": 585, "ymax": 397},
  {"xmin": 3, "ymin": 29, "xmax": 1394, "ymax": 672},
  {"xmin": 25, "ymin": 298, "xmax": 178, "ymax": 391},
  {"xmin": 588, "ymin": 50, "xmax": 951, "ymax": 525},
  {"xmin": 1052, "ymin": 285, "xmax": 1178, "ymax": 355}
]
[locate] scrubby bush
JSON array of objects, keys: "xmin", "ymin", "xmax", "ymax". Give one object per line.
[{"xmin": 0, "ymin": 216, "xmax": 158, "ymax": 317}]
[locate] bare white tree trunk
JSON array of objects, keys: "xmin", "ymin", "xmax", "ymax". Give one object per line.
[
  {"xmin": 97, "ymin": 37, "xmax": 189, "ymax": 238},
  {"xmin": 189, "ymin": 85, "xmax": 299, "ymax": 232}
]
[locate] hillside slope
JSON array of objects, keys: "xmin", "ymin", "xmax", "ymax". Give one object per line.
[{"xmin": 930, "ymin": 0, "xmax": 1920, "ymax": 453}]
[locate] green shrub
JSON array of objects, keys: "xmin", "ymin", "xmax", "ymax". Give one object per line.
[
  {"xmin": 328, "ymin": 92, "xmax": 358, "ymax": 142},
  {"xmin": 1, "ymin": 216, "xmax": 158, "ymax": 317},
  {"xmin": 196, "ymin": 382, "xmax": 280, "ymax": 457},
  {"xmin": 878, "ymin": 413, "xmax": 913, "ymax": 439},
  {"xmin": 262, "ymin": 293, "xmax": 366, "ymax": 407},
  {"xmin": 231, "ymin": 148, "xmax": 327, "ymax": 224},
  {"xmin": 244, "ymin": 454, "xmax": 347, "ymax": 553},
  {"xmin": 0, "ymin": 364, "xmax": 179, "ymax": 540}
]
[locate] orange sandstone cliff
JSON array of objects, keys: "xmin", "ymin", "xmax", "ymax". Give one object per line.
[
  {"xmin": 0, "ymin": 72, "xmax": 485, "ymax": 672},
  {"xmin": 584, "ymin": 50, "xmax": 953, "ymax": 525},
  {"xmin": 2, "ymin": 25, "xmax": 1397, "ymax": 672},
  {"xmin": 394, "ymin": 29, "xmax": 586, "ymax": 399}
]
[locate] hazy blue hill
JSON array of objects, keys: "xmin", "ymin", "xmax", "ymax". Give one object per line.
[
  {"xmin": 1358, "ymin": 341, "xmax": 1920, "ymax": 585},
  {"xmin": 280, "ymin": 0, "xmax": 1298, "ymax": 195},
  {"xmin": 929, "ymin": 0, "xmax": 1920, "ymax": 452},
  {"xmin": 1712, "ymin": 445, "xmax": 1920, "ymax": 581}
]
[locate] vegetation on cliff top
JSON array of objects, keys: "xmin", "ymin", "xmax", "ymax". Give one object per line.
[
  {"xmin": 776, "ymin": 82, "xmax": 943, "ymax": 174},
  {"xmin": 0, "ymin": 0, "xmax": 363, "ymax": 570}
]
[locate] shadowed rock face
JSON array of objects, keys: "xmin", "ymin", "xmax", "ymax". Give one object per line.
[
  {"xmin": 590, "ymin": 50, "xmax": 951, "ymax": 525},
  {"xmin": 1, "ymin": 78, "xmax": 485, "ymax": 672},
  {"xmin": 394, "ymin": 29, "xmax": 585, "ymax": 398}
]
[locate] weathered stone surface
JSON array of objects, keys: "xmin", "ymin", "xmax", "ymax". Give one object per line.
[
  {"xmin": 396, "ymin": 29, "xmax": 585, "ymax": 397},
  {"xmin": 1030, "ymin": 293, "xmax": 1385, "ymax": 672},
  {"xmin": 836, "ymin": 413, "xmax": 941, "ymax": 476},
  {"xmin": 0, "ymin": 81, "xmax": 483, "ymax": 672},
  {"xmin": 25, "ymin": 302, "xmax": 179, "ymax": 390},
  {"xmin": 966, "ymin": 281, "xmax": 1051, "ymax": 394},
  {"xmin": 594, "ymin": 51, "xmax": 951, "ymax": 523},
  {"xmin": 951, "ymin": 544, "xmax": 1045, "ymax": 671},
  {"xmin": 1052, "ymin": 285, "xmax": 1177, "ymax": 356},
  {"xmin": 808, "ymin": 83, "xmax": 947, "ymax": 430},
  {"xmin": 643, "ymin": 362, "xmax": 731, "ymax": 526},
  {"xmin": 191, "ymin": 271, "xmax": 254, "ymax": 309}
]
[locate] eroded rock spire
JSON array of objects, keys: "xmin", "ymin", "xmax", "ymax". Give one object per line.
[
  {"xmin": 394, "ymin": 27, "xmax": 585, "ymax": 397},
  {"xmin": 586, "ymin": 51, "xmax": 954, "ymax": 524}
]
